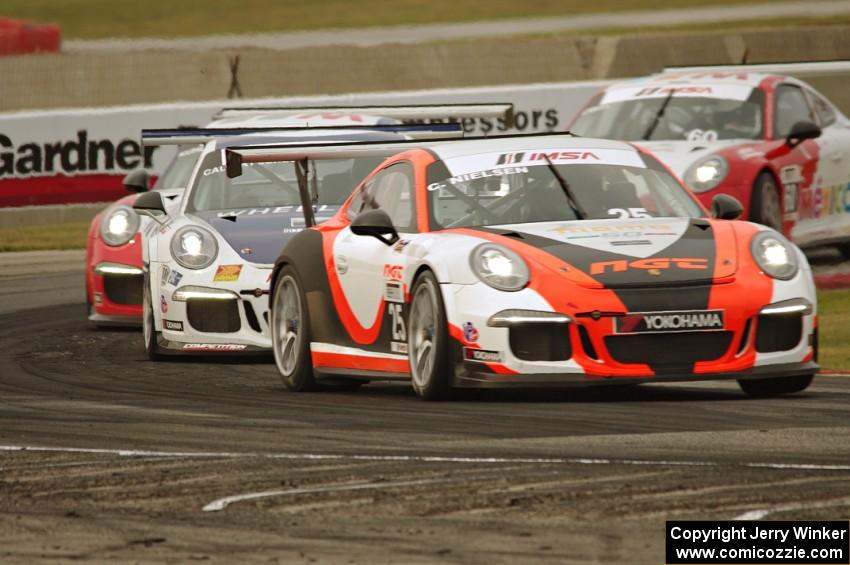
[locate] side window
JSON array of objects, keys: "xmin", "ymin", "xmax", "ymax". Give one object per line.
[
  {"xmin": 774, "ymin": 85, "xmax": 816, "ymax": 138},
  {"xmin": 345, "ymin": 162, "xmax": 416, "ymax": 232},
  {"xmin": 807, "ymin": 89, "xmax": 837, "ymax": 128}
]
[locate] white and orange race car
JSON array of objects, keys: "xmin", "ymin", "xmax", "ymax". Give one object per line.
[
  {"xmin": 568, "ymin": 69, "xmax": 850, "ymax": 255},
  {"xmin": 222, "ymin": 133, "xmax": 819, "ymax": 400}
]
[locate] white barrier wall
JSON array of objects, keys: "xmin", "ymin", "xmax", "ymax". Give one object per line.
[{"xmin": 0, "ymin": 80, "xmax": 606, "ymax": 207}]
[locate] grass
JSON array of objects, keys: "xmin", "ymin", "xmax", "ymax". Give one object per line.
[
  {"xmin": 816, "ymin": 289, "xmax": 850, "ymax": 371},
  {"xmin": 1, "ymin": 0, "xmax": 788, "ymax": 40},
  {"xmin": 0, "ymin": 222, "xmax": 89, "ymax": 252}
]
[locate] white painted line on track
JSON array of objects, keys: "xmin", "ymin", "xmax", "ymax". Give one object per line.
[
  {"xmin": 202, "ymin": 478, "xmax": 452, "ymax": 512},
  {"xmin": 3, "ymin": 445, "xmax": 850, "ymax": 471},
  {"xmin": 734, "ymin": 497, "xmax": 850, "ymax": 521}
]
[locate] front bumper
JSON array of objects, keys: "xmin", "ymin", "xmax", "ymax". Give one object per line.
[
  {"xmin": 152, "ymin": 261, "xmax": 273, "ymax": 352},
  {"xmin": 454, "ymin": 360, "xmax": 819, "ymax": 388},
  {"xmin": 442, "ymin": 278, "xmax": 818, "ymax": 387},
  {"xmin": 88, "ymin": 235, "xmax": 144, "ymax": 325}
]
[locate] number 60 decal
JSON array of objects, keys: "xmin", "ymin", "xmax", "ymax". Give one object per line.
[{"xmin": 607, "ymin": 207, "xmax": 651, "ymax": 219}]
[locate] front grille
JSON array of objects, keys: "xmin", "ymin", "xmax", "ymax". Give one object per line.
[
  {"xmin": 756, "ymin": 313, "xmax": 802, "ymax": 353},
  {"xmin": 103, "ymin": 274, "xmax": 143, "ymax": 305},
  {"xmin": 187, "ymin": 299, "xmax": 240, "ymax": 333},
  {"xmin": 509, "ymin": 325, "xmax": 571, "ymax": 362},
  {"xmin": 604, "ymin": 331, "xmax": 733, "ymax": 366}
]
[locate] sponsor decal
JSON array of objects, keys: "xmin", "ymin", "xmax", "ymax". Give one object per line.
[
  {"xmin": 496, "ymin": 151, "xmax": 599, "ymax": 165},
  {"xmin": 590, "ymin": 257, "xmax": 708, "ymax": 275},
  {"xmin": 163, "ymin": 319, "xmax": 184, "ymax": 331},
  {"xmin": 213, "ymin": 264, "xmax": 242, "ymax": 282},
  {"xmin": 240, "ymin": 247, "xmax": 254, "ymax": 256},
  {"xmin": 160, "ymin": 294, "xmax": 168, "ymax": 313},
  {"xmin": 384, "ymin": 281, "xmax": 405, "ymax": 304},
  {"xmin": 336, "ymin": 256, "xmax": 349, "ymax": 275},
  {"xmin": 635, "ymin": 86, "xmax": 713, "ymax": 97},
  {"xmin": 182, "ymin": 343, "xmax": 248, "ymax": 351},
  {"xmin": 616, "ymin": 310, "xmax": 724, "ymax": 334},
  {"xmin": 166, "ymin": 269, "xmax": 183, "ymax": 287},
  {"xmin": 160, "ymin": 265, "xmax": 170, "ymax": 283},
  {"xmin": 388, "ymin": 303, "xmax": 406, "ymax": 341},
  {"xmin": 94, "ymin": 292, "xmax": 103, "ymax": 305},
  {"xmin": 215, "ymin": 205, "xmax": 337, "ymax": 217},
  {"xmin": 462, "ymin": 321, "xmax": 479, "ymax": 343},
  {"xmin": 0, "ymin": 130, "xmax": 157, "ymax": 179},
  {"xmin": 392, "ymin": 239, "xmax": 411, "ymax": 253},
  {"xmin": 404, "ymin": 107, "xmax": 559, "ymax": 134},
  {"xmin": 464, "ymin": 348, "xmax": 502, "ymax": 363},
  {"xmin": 390, "ymin": 341, "xmax": 409, "ymax": 354},
  {"xmin": 383, "ymin": 264, "xmax": 403, "ymax": 282}
]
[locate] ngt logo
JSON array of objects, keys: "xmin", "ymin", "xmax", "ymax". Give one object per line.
[
  {"xmin": 496, "ymin": 151, "xmax": 599, "ymax": 165},
  {"xmin": 590, "ymin": 257, "xmax": 708, "ymax": 275}
]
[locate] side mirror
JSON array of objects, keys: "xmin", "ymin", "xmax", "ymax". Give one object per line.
[
  {"xmin": 786, "ymin": 121, "xmax": 821, "ymax": 147},
  {"xmin": 350, "ymin": 209, "xmax": 399, "ymax": 246},
  {"xmin": 133, "ymin": 191, "xmax": 166, "ymax": 222},
  {"xmin": 123, "ymin": 170, "xmax": 150, "ymax": 193},
  {"xmin": 711, "ymin": 194, "xmax": 744, "ymax": 220}
]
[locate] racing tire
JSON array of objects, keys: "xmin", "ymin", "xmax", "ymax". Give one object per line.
[
  {"xmin": 142, "ymin": 271, "xmax": 165, "ymax": 361},
  {"xmin": 749, "ymin": 172, "xmax": 783, "ymax": 231},
  {"xmin": 737, "ymin": 374, "xmax": 814, "ymax": 397},
  {"xmin": 271, "ymin": 266, "xmax": 317, "ymax": 392},
  {"xmin": 407, "ymin": 270, "xmax": 452, "ymax": 401}
]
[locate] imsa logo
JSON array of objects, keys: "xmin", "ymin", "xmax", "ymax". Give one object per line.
[{"xmin": 616, "ymin": 310, "xmax": 724, "ymax": 334}]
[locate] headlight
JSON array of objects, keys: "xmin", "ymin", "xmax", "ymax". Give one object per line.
[
  {"xmin": 470, "ymin": 243, "xmax": 529, "ymax": 291},
  {"xmin": 751, "ymin": 231, "xmax": 798, "ymax": 280},
  {"xmin": 99, "ymin": 205, "xmax": 140, "ymax": 246},
  {"xmin": 685, "ymin": 155, "xmax": 729, "ymax": 193},
  {"xmin": 170, "ymin": 225, "xmax": 218, "ymax": 270}
]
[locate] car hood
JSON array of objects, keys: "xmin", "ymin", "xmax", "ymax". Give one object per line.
[
  {"xmin": 192, "ymin": 206, "xmax": 340, "ymax": 264},
  {"xmin": 633, "ymin": 139, "xmax": 760, "ymax": 177},
  {"xmin": 477, "ymin": 217, "xmax": 737, "ymax": 289}
]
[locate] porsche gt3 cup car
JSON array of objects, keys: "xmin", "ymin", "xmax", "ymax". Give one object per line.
[
  {"xmin": 86, "ymin": 104, "xmax": 513, "ymax": 327},
  {"xmin": 228, "ymin": 134, "xmax": 818, "ymax": 399},
  {"xmin": 133, "ymin": 122, "xmax": 480, "ymax": 359},
  {"xmin": 568, "ymin": 69, "xmax": 850, "ymax": 254}
]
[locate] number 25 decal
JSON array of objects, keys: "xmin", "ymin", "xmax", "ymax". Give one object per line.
[
  {"xmin": 608, "ymin": 207, "xmax": 650, "ymax": 219},
  {"xmin": 388, "ymin": 303, "xmax": 406, "ymax": 341}
]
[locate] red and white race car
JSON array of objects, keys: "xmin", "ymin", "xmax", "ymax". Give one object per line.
[
  {"xmin": 222, "ymin": 133, "xmax": 818, "ymax": 400},
  {"xmin": 569, "ymin": 70, "xmax": 850, "ymax": 254}
]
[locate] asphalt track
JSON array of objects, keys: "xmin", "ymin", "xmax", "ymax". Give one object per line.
[{"xmin": 1, "ymin": 251, "xmax": 849, "ymax": 563}]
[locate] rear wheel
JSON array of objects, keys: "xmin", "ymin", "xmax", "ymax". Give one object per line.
[
  {"xmin": 272, "ymin": 267, "xmax": 316, "ymax": 392},
  {"xmin": 407, "ymin": 271, "xmax": 452, "ymax": 401},
  {"xmin": 738, "ymin": 374, "xmax": 813, "ymax": 397},
  {"xmin": 749, "ymin": 172, "xmax": 782, "ymax": 231},
  {"xmin": 142, "ymin": 272, "xmax": 165, "ymax": 361}
]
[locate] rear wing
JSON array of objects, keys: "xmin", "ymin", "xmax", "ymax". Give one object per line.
[
  {"xmin": 662, "ymin": 60, "xmax": 850, "ymax": 77},
  {"xmin": 224, "ymin": 135, "xmax": 467, "ymax": 228},
  {"xmin": 141, "ymin": 122, "xmax": 464, "ymax": 147},
  {"xmin": 212, "ymin": 103, "xmax": 515, "ymax": 127}
]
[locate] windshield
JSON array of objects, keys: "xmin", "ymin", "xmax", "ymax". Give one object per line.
[
  {"xmin": 426, "ymin": 149, "xmax": 703, "ymax": 229},
  {"xmin": 153, "ymin": 148, "xmax": 201, "ymax": 191},
  {"xmin": 571, "ymin": 88, "xmax": 765, "ymax": 141},
  {"xmin": 187, "ymin": 152, "xmax": 384, "ymax": 213}
]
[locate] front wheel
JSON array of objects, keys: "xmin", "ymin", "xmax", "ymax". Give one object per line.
[
  {"xmin": 749, "ymin": 172, "xmax": 783, "ymax": 231},
  {"xmin": 738, "ymin": 374, "xmax": 813, "ymax": 397},
  {"xmin": 407, "ymin": 271, "xmax": 452, "ymax": 400},
  {"xmin": 271, "ymin": 267, "xmax": 316, "ymax": 392},
  {"xmin": 143, "ymin": 272, "xmax": 165, "ymax": 361}
]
